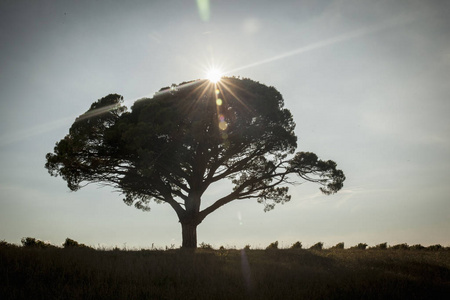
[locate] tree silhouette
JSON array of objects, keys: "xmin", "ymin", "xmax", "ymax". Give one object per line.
[{"xmin": 46, "ymin": 77, "xmax": 345, "ymax": 248}]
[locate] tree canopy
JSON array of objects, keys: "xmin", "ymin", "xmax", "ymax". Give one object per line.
[{"xmin": 46, "ymin": 77, "xmax": 345, "ymax": 248}]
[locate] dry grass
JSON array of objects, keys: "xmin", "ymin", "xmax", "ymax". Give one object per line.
[{"xmin": 1, "ymin": 244, "xmax": 449, "ymax": 299}]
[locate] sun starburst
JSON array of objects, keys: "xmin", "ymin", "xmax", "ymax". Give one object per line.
[{"xmin": 205, "ymin": 68, "xmax": 223, "ymax": 83}]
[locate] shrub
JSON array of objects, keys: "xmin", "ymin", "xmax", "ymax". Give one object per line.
[
  {"xmin": 63, "ymin": 238, "xmax": 92, "ymax": 249},
  {"xmin": 21, "ymin": 237, "xmax": 53, "ymax": 248},
  {"xmin": 331, "ymin": 242, "xmax": 344, "ymax": 250},
  {"xmin": 410, "ymin": 244, "xmax": 425, "ymax": 250},
  {"xmin": 372, "ymin": 242, "xmax": 387, "ymax": 250},
  {"xmin": 244, "ymin": 244, "xmax": 251, "ymax": 250},
  {"xmin": 63, "ymin": 238, "xmax": 80, "ymax": 248},
  {"xmin": 350, "ymin": 243, "xmax": 368, "ymax": 250},
  {"xmin": 427, "ymin": 244, "xmax": 442, "ymax": 251},
  {"xmin": 290, "ymin": 241, "xmax": 302, "ymax": 249},
  {"xmin": 0, "ymin": 240, "xmax": 16, "ymax": 248},
  {"xmin": 199, "ymin": 242, "xmax": 213, "ymax": 250},
  {"xmin": 390, "ymin": 243, "xmax": 409, "ymax": 250},
  {"xmin": 309, "ymin": 242, "xmax": 323, "ymax": 250},
  {"xmin": 266, "ymin": 241, "xmax": 278, "ymax": 250}
]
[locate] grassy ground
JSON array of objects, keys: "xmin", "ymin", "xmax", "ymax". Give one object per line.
[{"xmin": 1, "ymin": 245, "xmax": 449, "ymax": 299}]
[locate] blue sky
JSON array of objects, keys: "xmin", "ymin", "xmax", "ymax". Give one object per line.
[{"xmin": 1, "ymin": 0, "xmax": 449, "ymax": 249}]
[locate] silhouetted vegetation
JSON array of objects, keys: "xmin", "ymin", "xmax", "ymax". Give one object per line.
[
  {"xmin": 372, "ymin": 242, "xmax": 388, "ymax": 250},
  {"xmin": 410, "ymin": 244, "xmax": 426, "ymax": 250},
  {"xmin": 1, "ymin": 240, "xmax": 449, "ymax": 299},
  {"xmin": 350, "ymin": 243, "xmax": 368, "ymax": 250},
  {"xmin": 290, "ymin": 241, "xmax": 302, "ymax": 249},
  {"xmin": 20, "ymin": 237, "xmax": 56, "ymax": 249},
  {"xmin": 63, "ymin": 238, "xmax": 92, "ymax": 249},
  {"xmin": 390, "ymin": 243, "xmax": 410, "ymax": 250},
  {"xmin": 199, "ymin": 242, "xmax": 213, "ymax": 250},
  {"xmin": 0, "ymin": 240, "xmax": 17, "ymax": 248},
  {"xmin": 45, "ymin": 77, "xmax": 345, "ymax": 248},
  {"xmin": 330, "ymin": 242, "xmax": 345, "ymax": 250},
  {"xmin": 309, "ymin": 242, "xmax": 324, "ymax": 250},
  {"xmin": 428, "ymin": 244, "xmax": 443, "ymax": 251},
  {"xmin": 266, "ymin": 241, "xmax": 279, "ymax": 250}
]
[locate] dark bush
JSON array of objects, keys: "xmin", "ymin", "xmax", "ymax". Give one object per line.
[
  {"xmin": 372, "ymin": 242, "xmax": 387, "ymax": 250},
  {"xmin": 410, "ymin": 244, "xmax": 425, "ymax": 250},
  {"xmin": 199, "ymin": 242, "xmax": 213, "ymax": 250},
  {"xmin": 427, "ymin": 244, "xmax": 442, "ymax": 251},
  {"xmin": 21, "ymin": 237, "xmax": 53, "ymax": 248},
  {"xmin": 0, "ymin": 240, "xmax": 16, "ymax": 248},
  {"xmin": 390, "ymin": 243, "xmax": 409, "ymax": 250},
  {"xmin": 290, "ymin": 241, "xmax": 302, "ymax": 249},
  {"xmin": 331, "ymin": 242, "xmax": 344, "ymax": 250},
  {"xmin": 63, "ymin": 238, "xmax": 81, "ymax": 248},
  {"xmin": 63, "ymin": 238, "xmax": 92, "ymax": 249},
  {"xmin": 350, "ymin": 243, "xmax": 368, "ymax": 250},
  {"xmin": 309, "ymin": 242, "xmax": 323, "ymax": 250},
  {"xmin": 266, "ymin": 241, "xmax": 279, "ymax": 250}
]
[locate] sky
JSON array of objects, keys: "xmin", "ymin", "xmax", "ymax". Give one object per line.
[{"xmin": 1, "ymin": 0, "xmax": 449, "ymax": 249}]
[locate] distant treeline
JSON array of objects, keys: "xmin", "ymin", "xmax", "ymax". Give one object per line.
[{"xmin": 1, "ymin": 238, "xmax": 448, "ymax": 252}]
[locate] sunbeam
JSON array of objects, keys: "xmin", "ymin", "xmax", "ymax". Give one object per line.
[
  {"xmin": 75, "ymin": 102, "xmax": 123, "ymax": 122},
  {"xmin": 224, "ymin": 15, "xmax": 415, "ymax": 74},
  {"xmin": 0, "ymin": 94, "xmax": 148, "ymax": 148}
]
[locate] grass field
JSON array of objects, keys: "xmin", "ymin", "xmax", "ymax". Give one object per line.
[{"xmin": 1, "ymin": 242, "xmax": 449, "ymax": 299}]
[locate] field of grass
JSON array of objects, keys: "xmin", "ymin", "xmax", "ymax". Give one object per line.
[{"xmin": 1, "ymin": 242, "xmax": 449, "ymax": 299}]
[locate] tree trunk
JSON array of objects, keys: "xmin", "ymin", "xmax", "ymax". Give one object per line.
[{"xmin": 181, "ymin": 221, "xmax": 198, "ymax": 248}]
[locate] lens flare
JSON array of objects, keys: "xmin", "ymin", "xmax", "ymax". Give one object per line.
[
  {"xmin": 196, "ymin": 0, "xmax": 210, "ymax": 22},
  {"xmin": 206, "ymin": 68, "xmax": 223, "ymax": 83},
  {"xmin": 219, "ymin": 121, "xmax": 228, "ymax": 130}
]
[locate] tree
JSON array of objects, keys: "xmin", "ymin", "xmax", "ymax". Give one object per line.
[{"xmin": 46, "ymin": 77, "xmax": 345, "ymax": 248}]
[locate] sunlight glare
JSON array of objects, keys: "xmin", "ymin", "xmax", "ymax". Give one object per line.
[{"xmin": 206, "ymin": 68, "xmax": 223, "ymax": 83}]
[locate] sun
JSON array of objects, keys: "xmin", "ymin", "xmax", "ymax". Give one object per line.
[{"xmin": 206, "ymin": 68, "xmax": 223, "ymax": 83}]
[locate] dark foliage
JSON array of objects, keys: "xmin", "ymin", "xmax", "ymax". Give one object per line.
[
  {"xmin": 199, "ymin": 242, "xmax": 213, "ymax": 250},
  {"xmin": 309, "ymin": 242, "xmax": 324, "ymax": 250},
  {"xmin": 428, "ymin": 244, "xmax": 443, "ymax": 251},
  {"xmin": 45, "ymin": 78, "xmax": 345, "ymax": 248},
  {"xmin": 372, "ymin": 242, "xmax": 388, "ymax": 250},
  {"xmin": 331, "ymin": 242, "xmax": 345, "ymax": 250},
  {"xmin": 63, "ymin": 238, "xmax": 92, "ymax": 249},
  {"xmin": 266, "ymin": 241, "xmax": 279, "ymax": 250},
  {"xmin": 411, "ymin": 244, "xmax": 426, "ymax": 250},
  {"xmin": 20, "ymin": 237, "xmax": 55, "ymax": 249},
  {"xmin": 0, "ymin": 240, "xmax": 17, "ymax": 248},
  {"xmin": 350, "ymin": 243, "xmax": 368, "ymax": 250},
  {"xmin": 391, "ymin": 243, "xmax": 410, "ymax": 250},
  {"xmin": 290, "ymin": 241, "xmax": 302, "ymax": 249}
]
